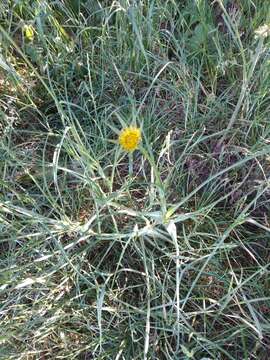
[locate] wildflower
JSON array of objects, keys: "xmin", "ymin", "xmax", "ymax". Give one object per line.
[
  {"xmin": 23, "ymin": 24, "xmax": 35, "ymax": 42},
  {"xmin": 254, "ymin": 24, "xmax": 270, "ymax": 39},
  {"xmin": 118, "ymin": 126, "xmax": 141, "ymax": 152}
]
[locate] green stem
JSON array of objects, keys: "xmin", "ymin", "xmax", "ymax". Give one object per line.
[{"xmin": 128, "ymin": 152, "xmax": 133, "ymax": 177}]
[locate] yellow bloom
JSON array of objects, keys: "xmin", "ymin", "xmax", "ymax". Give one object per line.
[
  {"xmin": 23, "ymin": 25, "xmax": 35, "ymax": 41},
  {"xmin": 118, "ymin": 126, "xmax": 141, "ymax": 152}
]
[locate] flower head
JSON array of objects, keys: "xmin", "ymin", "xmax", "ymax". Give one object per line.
[
  {"xmin": 23, "ymin": 24, "xmax": 35, "ymax": 42},
  {"xmin": 254, "ymin": 24, "xmax": 270, "ymax": 39},
  {"xmin": 118, "ymin": 126, "xmax": 141, "ymax": 152}
]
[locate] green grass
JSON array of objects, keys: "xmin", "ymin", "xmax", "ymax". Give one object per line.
[{"xmin": 1, "ymin": 0, "xmax": 270, "ymax": 359}]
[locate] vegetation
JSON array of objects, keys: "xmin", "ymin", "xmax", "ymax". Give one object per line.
[{"xmin": 0, "ymin": 1, "xmax": 270, "ymax": 359}]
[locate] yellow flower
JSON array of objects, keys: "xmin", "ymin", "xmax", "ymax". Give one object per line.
[
  {"xmin": 23, "ymin": 24, "xmax": 35, "ymax": 41},
  {"xmin": 118, "ymin": 126, "xmax": 141, "ymax": 152}
]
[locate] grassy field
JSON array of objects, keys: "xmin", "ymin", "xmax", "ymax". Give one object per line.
[{"xmin": 0, "ymin": 1, "xmax": 270, "ymax": 359}]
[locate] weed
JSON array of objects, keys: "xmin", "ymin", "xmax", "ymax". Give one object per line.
[{"xmin": 0, "ymin": 1, "xmax": 270, "ymax": 359}]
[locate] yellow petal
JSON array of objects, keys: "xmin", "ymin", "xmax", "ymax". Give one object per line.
[
  {"xmin": 23, "ymin": 25, "xmax": 35, "ymax": 41},
  {"xmin": 118, "ymin": 126, "xmax": 141, "ymax": 152}
]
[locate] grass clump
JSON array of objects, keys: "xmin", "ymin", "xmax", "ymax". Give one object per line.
[{"xmin": 0, "ymin": 1, "xmax": 270, "ymax": 359}]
